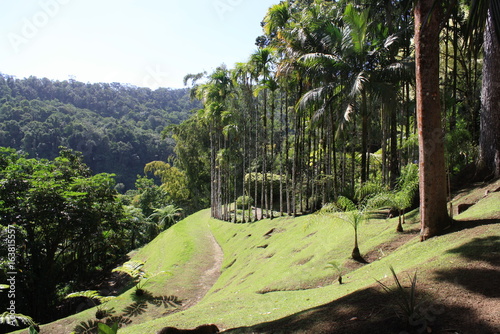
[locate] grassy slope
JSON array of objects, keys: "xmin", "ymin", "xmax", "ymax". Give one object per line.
[
  {"xmin": 16, "ymin": 180, "xmax": 500, "ymax": 333},
  {"xmin": 16, "ymin": 210, "xmax": 215, "ymax": 334},
  {"xmin": 124, "ymin": 181, "xmax": 499, "ymax": 333}
]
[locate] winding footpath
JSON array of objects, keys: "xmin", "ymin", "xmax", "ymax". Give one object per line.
[{"xmin": 182, "ymin": 221, "xmax": 224, "ymax": 309}]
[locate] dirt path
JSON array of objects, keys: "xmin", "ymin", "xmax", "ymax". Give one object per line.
[{"xmin": 182, "ymin": 223, "xmax": 224, "ymax": 309}]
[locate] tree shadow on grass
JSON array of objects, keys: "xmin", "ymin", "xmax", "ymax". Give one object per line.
[
  {"xmin": 432, "ymin": 235, "xmax": 500, "ymax": 299},
  {"xmin": 445, "ymin": 219, "xmax": 500, "ymax": 236},
  {"xmin": 222, "ymin": 285, "xmax": 499, "ymax": 334},
  {"xmin": 129, "ymin": 290, "xmax": 182, "ymax": 316},
  {"xmin": 434, "ymin": 268, "xmax": 500, "ymax": 298},
  {"xmin": 444, "ymin": 235, "xmax": 500, "ymax": 266}
]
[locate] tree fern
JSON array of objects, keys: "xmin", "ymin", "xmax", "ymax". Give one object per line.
[{"xmin": 0, "ymin": 312, "xmax": 35, "ymax": 327}]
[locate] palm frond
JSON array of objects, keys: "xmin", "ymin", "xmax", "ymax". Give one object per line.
[
  {"xmin": 263, "ymin": 2, "xmax": 291, "ymax": 36},
  {"xmin": 350, "ymin": 71, "xmax": 367, "ymax": 97},
  {"xmin": 344, "ymin": 103, "xmax": 355, "ymax": 122},
  {"xmin": 384, "ymin": 34, "xmax": 399, "ymax": 49},
  {"xmin": 466, "ymin": 0, "xmax": 500, "ymax": 50}
]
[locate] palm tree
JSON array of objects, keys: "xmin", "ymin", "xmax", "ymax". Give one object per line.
[
  {"xmin": 368, "ymin": 163, "xmax": 419, "ymax": 232},
  {"xmin": 192, "ymin": 66, "xmax": 234, "ymax": 219},
  {"xmin": 249, "ymin": 47, "xmax": 276, "ymax": 219},
  {"xmin": 414, "ymin": 0, "xmax": 450, "ymax": 240},
  {"xmin": 336, "ymin": 196, "xmax": 367, "ymax": 263}
]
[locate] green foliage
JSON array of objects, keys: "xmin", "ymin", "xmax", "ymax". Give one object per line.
[
  {"xmin": 335, "ymin": 196, "xmax": 358, "ymax": 212},
  {"xmin": 0, "ymin": 147, "xmax": 127, "ymax": 322},
  {"xmin": 112, "ymin": 260, "xmax": 170, "ymax": 294},
  {"xmin": 98, "ymin": 322, "xmax": 119, "ymax": 334},
  {"xmin": 148, "ymin": 205, "xmax": 183, "ymax": 233},
  {"xmin": 236, "ymin": 195, "xmax": 254, "ymax": 209},
  {"xmin": 165, "ymin": 116, "xmax": 211, "ymax": 212},
  {"xmin": 325, "ymin": 261, "xmax": 344, "ymax": 284},
  {"xmin": 0, "ymin": 312, "xmax": 35, "ymax": 327},
  {"xmin": 65, "ymin": 291, "xmax": 116, "ymax": 305},
  {"xmin": 367, "ymin": 163, "xmax": 419, "ymax": 231},
  {"xmin": 355, "ymin": 181, "xmax": 387, "ymax": 203},
  {"xmin": 29, "ymin": 325, "xmax": 40, "ymax": 334},
  {"xmin": 144, "ymin": 161, "xmax": 190, "ymax": 207},
  {"xmin": 112, "ymin": 261, "xmax": 147, "ymax": 282}
]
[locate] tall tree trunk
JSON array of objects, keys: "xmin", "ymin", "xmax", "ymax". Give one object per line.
[
  {"xmin": 479, "ymin": 9, "xmax": 500, "ymax": 178},
  {"xmin": 389, "ymin": 95, "xmax": 399, "ymax": 187},
  {"xmin": 415, "ymin": 0, "xmax": 450, "ymax": 240},
  {"xmin": 361, "ymin": 89, "xmax": 368, "ymax": 183}
]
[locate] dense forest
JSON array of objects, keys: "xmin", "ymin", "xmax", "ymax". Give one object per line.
[
  {"xmin": 0, "ymin": 75, "xmax": 200, "ymax": 328},
  {"xmin": 175, "ymin": 0, "xmax": 499, "ymax": 236},
  {"xmin": 0, "ymin": 74, "xmax": 200, "ymax": 189}
]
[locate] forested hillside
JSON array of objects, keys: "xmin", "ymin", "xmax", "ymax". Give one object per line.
[{"xmin": 0, "ymin": 74, "xmax": 200, "ymax": 189}]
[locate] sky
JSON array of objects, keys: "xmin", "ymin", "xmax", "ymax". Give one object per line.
[{"xmin": 0, "ymin": 0, "xmax": 278, "ymax": 89}]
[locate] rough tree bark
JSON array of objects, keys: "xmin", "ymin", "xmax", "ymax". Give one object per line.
[
  {"xmin": 479, "ymin": 9, "xmax": 500, "ymax": 178},
  {"xmin": 414, "ymin": 0, "xmax": 451, "ymax": 240}
]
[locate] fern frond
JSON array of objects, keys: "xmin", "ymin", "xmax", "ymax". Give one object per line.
[
  {"xmin": 0, "ymin": 312, "xmax": 35, "ymax": 327},
  {"xmin": 65, "ymin": 290, "xmax": 101, "ymax": 301},
  {"xmin": 112, "ymin": 260, "xmax": 146, "ymax": 280}
]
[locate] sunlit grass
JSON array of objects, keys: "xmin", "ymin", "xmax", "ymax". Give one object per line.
[{"xmin": 24, "ymin": 190, "xmax": 499, "ymax": 334}]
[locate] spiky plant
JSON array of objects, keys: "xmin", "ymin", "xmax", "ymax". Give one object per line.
[{"xmin": 377, "ymin": 266, "xmax": 420, "ymax": 325}]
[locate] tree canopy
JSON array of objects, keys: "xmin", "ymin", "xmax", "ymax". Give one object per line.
[{"xmin": 0, "ymin": 147, "xmax": 127, "ymax": 322}]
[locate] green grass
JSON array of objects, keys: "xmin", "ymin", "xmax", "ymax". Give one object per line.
[
  {"xmin": 121, "ymin": 211, "xmax": 426, "ymax": 333},
  {"xmin": 454, "ymin": 192, "xmax": 500, "ymax": 220},
  {"xmin": 16, "ymin": 186, "xmax": 500, "ymax": 334}
]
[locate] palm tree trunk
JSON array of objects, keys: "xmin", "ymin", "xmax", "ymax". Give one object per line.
[
  {"xmin": 351, "ymin": 226, "xmax": 364, "ymax": 262},
  {"xmin": 397, "ymin": 212, "xmax": 403, "ymax": 232},
  {"xmin": 415, "ymin": 0, "xmax": 450, "ymax": 240},
  {"xmin": 361, "ymin": 89, "xmax": 368, "ymax": 183}
]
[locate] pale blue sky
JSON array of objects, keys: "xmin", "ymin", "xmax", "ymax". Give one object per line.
[{"xmin": 0, "ymin": 0, "xmax": 278, "ymax": 89}]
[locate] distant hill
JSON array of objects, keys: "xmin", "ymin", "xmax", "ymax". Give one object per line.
[{"xmin": 0, "ymin": 74, "xmax": 200, "ymax": 189}]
